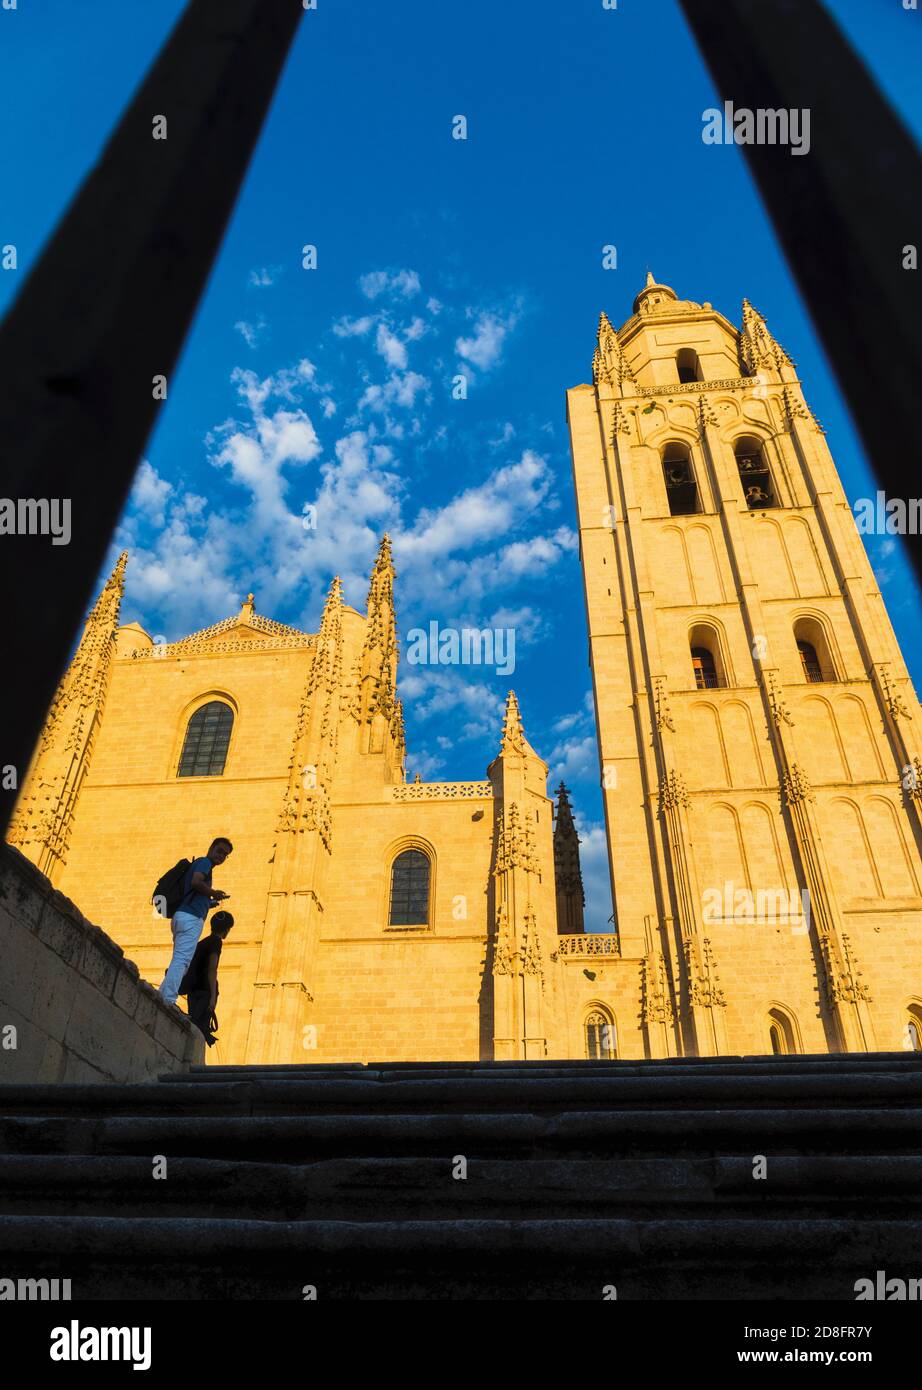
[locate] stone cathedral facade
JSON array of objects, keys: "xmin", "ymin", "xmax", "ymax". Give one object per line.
[
  {"xmin": 568, "ymin": 273, "xmax": 922, "ymax": 1058},
  {"xmin": 9, "ymin": 274, "xmax": 922, "ymax": 1063},
  {"xmin": 7, "ymin": 541, "xmax": 601, "ymax": 1065}
]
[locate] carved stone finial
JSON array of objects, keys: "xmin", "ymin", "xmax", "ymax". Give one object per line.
[
  {"xmin": 611, "ymin": 402, "xmax": 631, "ymax": 438},
  {"xmin": 739, "ymin": 298, "xmax": 795, "ymax": 377},
  {"xmin": 641, "ymin": 947, "xmax": 674, "ymax": 1025},
  {"xmin": 765, "ymin": 671, "xmax": 794, "ymax": 728},
  {"xmin": 683, "ymin": 934, "xmax": 726, "ymax": 1009},
  {"xmin": 783, "ymin": 764, "xmax": 813, "ymax": 806},
  {"xmin": 658, "ymin": 768, "xmax": 689, "ymax": 814},
  {"xmin": 880, "ymin": 664, "xmax": 913, "ymax": 723},
  {"xmin": 698, "ymin": 396, "xmax": 718, "ymax": 432},
  {"xmin": 653, "ymin": 677, "xmax": 675, "ymax": 733},
  {"xmin": 594, "ymin": 312, "xmax": 637, "ymax": 389}
]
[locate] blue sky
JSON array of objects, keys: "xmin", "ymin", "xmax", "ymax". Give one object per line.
[{"xmin": 2, "ymin": 0, "xmax": 920, "ymax": 929}]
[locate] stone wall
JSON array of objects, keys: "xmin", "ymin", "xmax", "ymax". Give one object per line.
[{"xmin": 0, "ymin": 844, "xmax": 203, "ymax": 1082}]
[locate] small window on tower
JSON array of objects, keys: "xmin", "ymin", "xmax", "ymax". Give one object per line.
[
  {"xmin": 691, "ymin": 646, "xmax": 720, "ymax": 690},
  {"xmin": 676, "ymin": 348, "xmax": 701, "ymax": 384},
  {"xmin": 797, "ymin": 641, "xmax": 824, "ymax": 684},
  {"xmin": 793, "ymin": 620, "xmax": 836, "ymax": 683},
  {"xmin": 735, "ymin": 437, "xmax": 776, "ymax": 509},
  {"xmin": 662, "ymin": 443, "xmax": 699, "ymax": 516}
]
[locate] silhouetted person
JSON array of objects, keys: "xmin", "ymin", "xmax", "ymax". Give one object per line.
[
  {"xmin": 159, "ymin": 838, "xmax": 232, "ymax": 1005},
  {"xmin": 180, "ymin": 910, "xmax": 234, "ymax": 1047}
]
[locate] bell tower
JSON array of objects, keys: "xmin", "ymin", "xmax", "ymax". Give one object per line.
[{"xmin": 568, "ymin": 275, "xmax": 922, "ymax": 1057}]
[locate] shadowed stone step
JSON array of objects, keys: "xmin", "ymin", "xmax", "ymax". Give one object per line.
[
  {"xmin": 4, "ymin": 1070, "xmax": 922, "ymax": 1117},
  {"xmin": 0, "ymin": 1214, "xmax": 917, "ymax": 1300},
  {"xmin": 3, "ymin": 1056, "xmax": 920, "ymax": 1298},
  {"xmin": 166, "ymin": 1053, "xmax": 922, "ymax": 1082},
  {"xmin": 0, "ymin": 1153, "xmax": 919, "ymax": 1221},
  {"xmin": 3, "ymin": 1106, "xmax": 921, "ymax": 1159}
]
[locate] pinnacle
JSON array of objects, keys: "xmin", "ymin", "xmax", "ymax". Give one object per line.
[
  {"xmin": 320, "ymin": 576, "xmax": 343, "ymax": 628},
  {"xmin": 499, "ymin": 690, "xmax": 527, "ymax": 754}
]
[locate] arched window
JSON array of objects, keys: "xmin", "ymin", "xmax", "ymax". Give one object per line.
[
  {"xmin": 388, "ymin": 849, "xmax": 431, "ymax": 926},
  {"xmin": 676, "ymin": 348, "xmax": 701, "ymax": 384},
  {"xmin": 689, "ymin": 623, "xmax": 729, "ymax": 689},
  {"xmin": 177, "ymin": 700, "xmax": 234, "ymax": 778},
  {"xmin": 735, "ymin": 437, "xmax": 775, "ymax": 509},
  {"xmin": 906, "ymin": 1005, "xmax": 922, "ymax": 1052},
  {"xmin": 797, "ymin": 640, "xmax": 824, "ymax": 683},
  {"xmin": 662, "ymin": 442, "xmax": 699, "ymax": 516},
  {"xmin": 691, "ymin": 646, "xmax": 719, "ymax": 690},
  {"xmin": 585, "ymin": 1011, "xmax": 616, "ymax": 1060},
  {"xmin": 793, "ymin": 619, "xmax": 836, "ymax": 683},
  {"xmin": 768, "ymin": 1006, "xmax": 799, "ymax": 1055}
]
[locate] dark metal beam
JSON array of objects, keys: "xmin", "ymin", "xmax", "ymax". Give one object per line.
[
  {"xmin": 0, "ymin": 0, "xmax": 303, "ymax": 833},
  {"xmin": 678, "ymin": 0, "xmax": 922, "ymax": 584}
]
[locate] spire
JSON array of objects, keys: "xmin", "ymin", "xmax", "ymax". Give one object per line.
[
  {"xmin": 350, "ymin": 536, "xmax": 404, "ymax": 769},
  {"xmin": 739, "ymin": 298, "xmax": 795, "ymax": 376},
  {"xmin": 593, "ymin": 312, "xmax": 637, "ymax": 390},
  {"xmin": 500, "ymin": 690, "xmax": 526, "ymax": 755},
  {"xmin": 646, "ymin": 269, "xmax": 656, "ymax": 287},
  {"xmin": 554, "ymin": 783, "xmax": 585, "ymax": 934},
  {"xmin": 7, "ymin": 550, "xmax": 128, "ymax": 877},
  {"xmin": 277, "ymin": 574, "xmax": 344, "ymax": 849},
  {"xmin": 361, "ymin": 534, "xmax": 398, "ymax": 714},
  {"xmin": 319, "ymin": 575, "xmax": 342, "ymax": 634}
]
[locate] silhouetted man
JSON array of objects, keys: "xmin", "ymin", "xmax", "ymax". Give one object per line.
[
  {"xmin": 159, "ymin": 838, "xmax": 232, "ymax": 1006},
  {"xmin": 181, "ymin": 910, "xmax": 234, "ymax": 1047}
]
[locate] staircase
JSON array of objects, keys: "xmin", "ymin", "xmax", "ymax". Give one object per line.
[{"xmin": 1, "ymin": 1053, "xmax": 920, "ymax": 1300}]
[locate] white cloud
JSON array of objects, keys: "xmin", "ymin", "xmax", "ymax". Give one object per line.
[
  {"xmin": 234, "ymin": 319, "xmax": 267, "ymax": 349},
  {"xmin": 553, "ymin": 690, "xmax": 595, "ymax": 734},
  {"xmin": 128, "ymin": 460, "xmax": 172, "ymax": 528},
  {"xmin": 456, "ymin": 307, "xmax": 520, "ymax": 372},
  {"xmin": 359, "ymin": 268, "xmax": 421, "ymax": 301},
  {"xmin": 397, "ymin": 451, "xmax": 551, "ymax": 562},
  {"xmin": 548, "ymin": 734, "xmax": 598, "ymax": 786},
  {"xmin": 399, "ymin": 667, "xmax": 505, "ymax": 744},
  {"xmin": 248, "ymin": 266, "xmax": 281, "ymax": 289},
  {"xmin": 332, "ymin": 314, "xmax": 375, "ymax": 338},
  {"xmin": 375, "ymin": 322, "xmax": 408, "ymax": 370}
]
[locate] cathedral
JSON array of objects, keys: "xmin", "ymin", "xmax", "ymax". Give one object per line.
[{"xmin": 10, "ymin": 274, "xmax": 922, "ymax": 1063}]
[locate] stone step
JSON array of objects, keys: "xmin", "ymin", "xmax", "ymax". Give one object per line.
[
  {"xmin": 0, "ymin": 1214, "xmax": 915, "ymax": 1300},
  {"xmin": 4, "ymin": 1069, "xmax": 922, "ymax": 1117},
  {"xmin": 0, "ymin": 1153, "xmax": 918, "ymax": 1221},
  {"xmin": 3, "ymin": 1106, "xmax": 920, "ymax": 1159},
  {"xmin": 167, "ymin": 1052, "xmax": 922, "ymax": 1082}
]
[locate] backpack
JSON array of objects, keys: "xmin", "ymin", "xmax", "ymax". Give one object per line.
[{"xmin": 152, "ymin": 857, "xmax": 192, "ymax": 919}]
